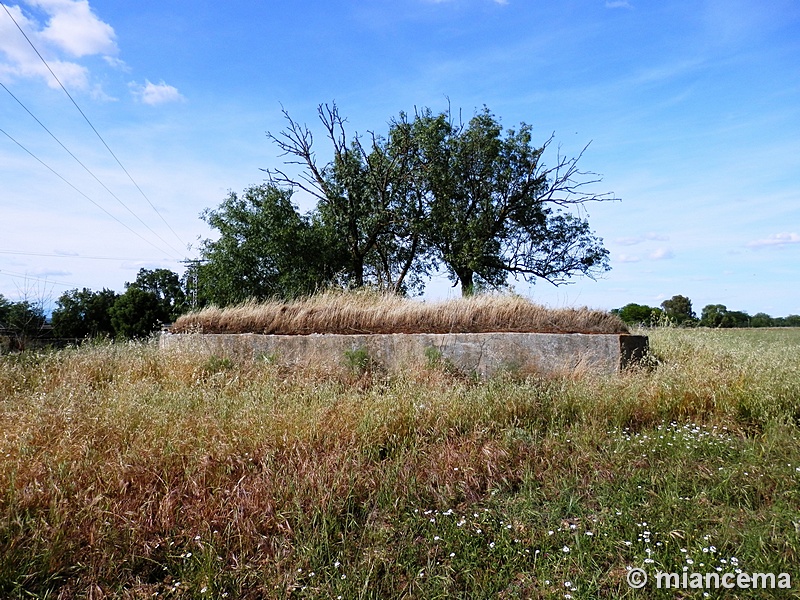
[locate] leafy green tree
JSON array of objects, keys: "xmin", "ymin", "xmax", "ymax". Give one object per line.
[
  {"xmin": 699, "ymin": 304, "xmax": 729, "ymax": 328},
  {"xmin": 661, "ymin": 295, "xmax": 696, "ymax": 325},
  {"xmin": 401, "ymin": 106, "xmax": 611, "ymax": 295},
  {"xmin": 4, "ymin": 300, "xmax": 46, "ymax": 337},
  {"xmin": 266, "ymin": 103, "xmax": 432, "ymax": 294},
  {"xmin": 750, "ymin": 313, "xmax": 774, "ymax": 328},
  {"xmin": 784, "ymin": 315, "xmax": 800, "ymax": 327},
  {"xmin": 0, "ymin": 294, "xmax": 11, "ymax": 329},
  {"xmin": 700, "ymin": 304, "xmax": 751, "ymax": 328},
  {"xmin": 198, "ymin": 184, "xmax": 342, "ymax": 305},
  {"xmin": 726, "ymin": 310, "xmax": 751, "ymax": 328},
  {"xmin": 109, "ymin": 287, "xmax": 166, "ymax": 339},
  {"xmin": 51, "ymin": 288, "xmax": 118, "ymax": 338},
  {"xmin": 612, "ymin": 303, "xmax": 662, "ymax": 325},
  {"xmin": 127, "ymin": 268, "xmax": 187, "ymax": 321}
]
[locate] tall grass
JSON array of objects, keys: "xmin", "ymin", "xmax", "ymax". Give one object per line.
[
  {"xmin": 171, "ymin": 291, "xmax": 629, "ymax": 335},
  {"xmin": 1, "ymin": 329, "xmax": 799, "ymax": 598}
]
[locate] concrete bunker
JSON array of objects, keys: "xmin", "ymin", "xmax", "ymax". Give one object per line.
[
  {"xmin": 160, "ymin": 331, "xmax": 648, "ymax": 377},
  {"xmin": 162, "ymin": 293, "xmax": 647, "ymax": 377}
]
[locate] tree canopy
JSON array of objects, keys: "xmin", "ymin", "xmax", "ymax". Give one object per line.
[
  {"xmin": 611, "ymin": 303, "xmax": 664, "ymax": 326},
  {"xmin": 197, "ymin": 184, "xmax": 344, "ymax": 304},
  {"xmin": 251, "ymin": 102, "xmax": 614, "ymax": 297},
  {"xmin": 399, "ymin": 106, "xmax": 611, "ymax": 295},
  {"xmin": 51, "ymin": 288, "xmax": 119, "ymax": 338},
  {"xmin": 660, "ymin": 295, "xmax": 696, "ymax": 325}
]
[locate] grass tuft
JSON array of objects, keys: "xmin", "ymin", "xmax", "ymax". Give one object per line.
[{"xmin": 171, "ymin": 290, "xmax": 629, "ymax": 335}]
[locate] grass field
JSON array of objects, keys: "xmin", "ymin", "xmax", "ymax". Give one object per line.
[{"xmin": 1, "ymin": 327, "xmax": 799, "ymax": 598}]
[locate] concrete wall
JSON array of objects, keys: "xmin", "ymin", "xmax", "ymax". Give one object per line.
[{"xmin": 160, "ymin": 332, "xmax": 648, "ymax": 377}]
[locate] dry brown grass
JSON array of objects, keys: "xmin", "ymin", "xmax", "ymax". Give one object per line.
[
  {"xmin": 2, "ymin": 330, "xmax": 800, "ymax": 597},
  {"xmin": 171, "ymin": 291, "xmax": 628, "ymax": 335}
]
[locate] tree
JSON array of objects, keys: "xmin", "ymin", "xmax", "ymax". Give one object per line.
[
  {"xmin": 726, "ymin": 310, "xmax": 751, "ymax": 328},
  {"xmin": 699, "ymin": 304, "xmax": 729, "ymax": 328},
  {"xmin": 612, "ymin": 303, "xmax": 663, "ymax": 325},
  {"xmin": 0, "ymin": 294, "xmax": 11, "ymax": 329},
  {"xmin": 127, "ymin": 268, "xmax": 187, "ymax": 321},
  {"xmin": 4, "ymin": 300, "xmax": 46, "ymax": 337},
  {"xmin": 750, "ymin": 312, "xmax": 774, "ymax": 328},
  {"xmin": 699, "ymin": 304, "xmax": 751, "ymax": 328},
  {"xmin": 198, "ymin": 184, "xmax": 342, "ymax": 305},
  {"xmin": 51, "ymin": 288, "xmax": 118, "ymax": 338},
  {"xmin": 401, "ymin": 106, "xmax": 612, "ymax": 295},
  {"xmin": 661, "ymin": 295, "xmax": 696, "ymax": 325},
  {"xmin": 785, "ymin": 315, "xmax": 800, "ymax": 327},
  {"xmin": 265, "ymin": 103, "xmax": 432, "ymax": 294},
  {"xmin": 109, "ymin": 287, "xmax": 166, "ymax": 339}
]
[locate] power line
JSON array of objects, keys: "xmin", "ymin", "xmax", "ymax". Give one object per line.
[
  {"xmin": 0, "ymin": 81, "xmax": 185, "ymax": 257},
  {"xmin": 0, "ymin": 126, "xmax": 182, "ymax": 259},
  {"xmin": 0, "ymin": 268, "xmax": 77, "ymax": 288},
  {"xmin": 1, "ymin": 1, "xmax": 188, "ymax": 251},
  {"xmin": 0, "ymin": 250, "xmax": 178, "ymax": 262}
]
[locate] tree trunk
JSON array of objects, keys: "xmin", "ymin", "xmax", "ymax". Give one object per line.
[{"xmin": 458, "ymin": 269, "xmax": 475, "ymax": 297}]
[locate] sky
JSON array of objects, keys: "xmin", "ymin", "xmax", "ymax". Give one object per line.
[{"xmin": 1, "ymin": 0, "xmax": 799, "ymax": 317}]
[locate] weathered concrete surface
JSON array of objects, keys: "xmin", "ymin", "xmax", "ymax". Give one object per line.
[{"xmin": 160, "ymin": 332, "xmax": 648, "ymax": 377}]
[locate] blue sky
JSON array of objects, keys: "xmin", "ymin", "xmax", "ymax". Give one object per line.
[{"xmin": 1, "ymin": 0, "xmax": 799, "ymax": 316}]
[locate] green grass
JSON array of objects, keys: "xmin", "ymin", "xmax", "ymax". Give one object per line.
[{"xmin": 0, "ymin": 328, "xmax": 799, "ymax": 598}]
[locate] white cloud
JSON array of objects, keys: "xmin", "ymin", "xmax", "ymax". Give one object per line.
[
  {"xmin": 32, "ymin": 0, "xmax": 116, "ymax": 57},
  {"xmin": 747, "ymin": 232, "xmax": 800, "ymax": 249},
  {"xmin": 615, "ymin": 253, "xmax": 640, "ymax": 263},
  {"xmin": 32, "ymin": 268, "xmax": 72, "ymax": 278},
  {"xmin": 615, "ymin": 232, "xmax": 669, "ymax": 246},
  {"xmin": 616, "ymin": 237, "xmax": 641, "ymax": 246},
  {"xmin": 0, "ymin": 0, "xmax": 117, "ymax": 90},
  {"xmin": 648, "ymin": 248, "xmax": 674, "ymax": 260},
  {"xmin": 605, "ymin": 1, "xmax": 632, "ymax": 8},
  {"xmin": 103, "ymin": 55, "xmax": 128, "ymax": 70},
  {"xmin": 131, "ymin": 80, "xmax": 185, "ymax": 106}
]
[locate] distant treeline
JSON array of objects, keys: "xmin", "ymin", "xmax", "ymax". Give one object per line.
[
  {"xmin": 0, "ymin": 268, "xmax": 186, "ymax": 351},
  {"xmin": 612, "ymin": 294, "xmax": 800, "ymax": 328},
  {"xmin": 3, "ymin": 283, "xmax": 798, "ymax": 353}
]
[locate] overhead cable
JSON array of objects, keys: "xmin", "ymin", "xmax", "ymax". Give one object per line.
[
  {"xmin": 1, "ymin": 2, "xmax": 188, "ymax": 250},
  {"xmin": 0, "ymin": 82, "xmax": 184, "ymax": 257},
  {"xmin": 0, "ymin": 126, "xmax": 182, "ymax": 259}
]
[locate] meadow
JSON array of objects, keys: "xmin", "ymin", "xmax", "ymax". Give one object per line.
[{"xmin": 1, "ymin": 327, "xmax": 799, "ymax": 598}]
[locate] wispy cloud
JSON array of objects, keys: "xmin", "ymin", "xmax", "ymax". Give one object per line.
[
  {"xmin": 747, "ymin": 232, "xmax": 800, "ymax": 249},
  {"xmin": 648, "ymin": 248, "xmax": 674, "ymax": 260},
  {"xmin": 605, "ymin": 0, "xmax": 632, "ymax": 8},
  {"xmin": 32, "ymin": 268, "xmax": 72, "ymax": 278},
  {"xmin": 615, "ymin": 232, "xmax": 669, "ymax": 246},
  {"xmin": 130, "ymin": 79, "xmax": 185, "ymax": 105},
  {"xmin": 0, "ymin": 0, "xmax": 117, "ymax": 90},
  {"xmin": 615, "ymin": 253, "xmax": 640, "ymax": 263}
]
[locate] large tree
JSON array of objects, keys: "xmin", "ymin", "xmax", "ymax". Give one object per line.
[
  {"xmin": 127, "ymin": 268, "xmax": 187, "ymax": 321},
  {"xmin": 198, "ymin": 184, "xmax": 342, "ymax": 305},
  {"xmin": 109, "ymin": 287, "xmax": 166, "ymax": 339},
  {"xmin": 265, "ymin": 103, "xmax": 433, "ymax": 294},
  {"xmin": 612, "ymin": 303, "xmax": 663, "ymax": 326},
  {"xmin": 51, "ymin": 288, "xmax": 118, "ymax": 338},
  {"xmin": 265, "ymin": 103, "xmax": 611, "ymax": 296},
  {"xmin": 661, "ymin": 295, "xmax": 696, "ymax": 325},
  {"xmin": 401, "ymin": 106, "xmax": 612, "ymax": 295}
]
